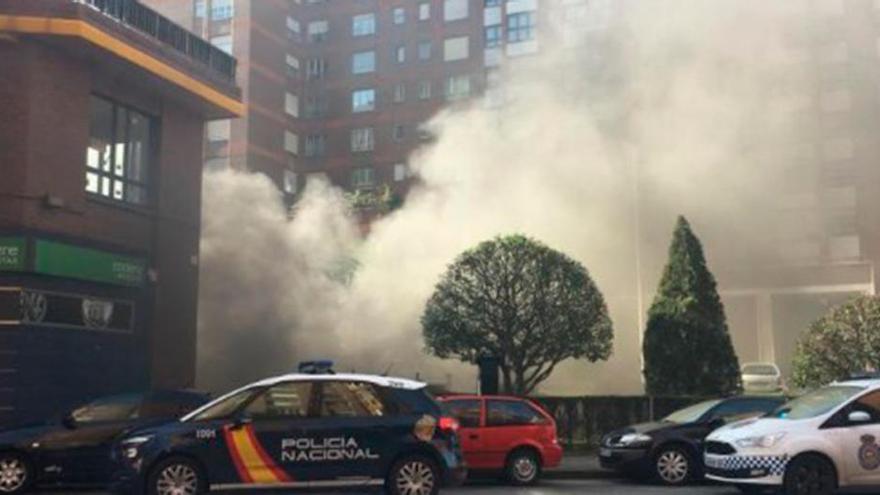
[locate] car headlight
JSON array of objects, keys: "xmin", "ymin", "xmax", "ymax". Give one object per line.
[
  {"xmin": 121, "ymin": 435, "xmax": 154, "ymax": 459},
  {"xmin": 735, "ymin": 432, "xmax": 785, "ymax": 449},
  {"xmin": 618, "ymin": 433, "xmax": 652, "ymax": 446}
]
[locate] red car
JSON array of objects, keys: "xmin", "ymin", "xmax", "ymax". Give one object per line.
[{"xmin": 438, "ymin": 395, "xmax": 563, "ymax": 485}]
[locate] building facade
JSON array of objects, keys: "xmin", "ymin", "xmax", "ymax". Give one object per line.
[{"xmin": 0, "ymin": 0, "xmax": 241, "ymax": 424}]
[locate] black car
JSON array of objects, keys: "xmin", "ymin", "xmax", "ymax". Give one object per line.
[
  {"xmin": 0, "ymin": 390, "xmax": 208, "ymax": 493},
  {"xmin": 599, "ymin": 395, "xmax": 785, "ymax": 486},
  {"xmin": 111, "ymin": 373, "xmax": 467, "ymax": 495}
]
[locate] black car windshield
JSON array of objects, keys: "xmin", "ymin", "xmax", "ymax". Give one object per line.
[
  {"xmin": 663, "ymin": 400, "xmax": 721, "ymax": 424},
  {"xmin": 770, "ymin": 385, "xmax": 863, "ymax": 420},
  {"xmin": 71, "ymin": 393, "xmax": 143, "ymax": 423},
  {"xmin": 186, "ymin": 388, "xmax": 259, "ymax": 421}
]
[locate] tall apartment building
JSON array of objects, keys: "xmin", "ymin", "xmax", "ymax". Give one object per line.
[{"xmin": 143, "ymin": 0, "xmax": 496, "ymax": 207}]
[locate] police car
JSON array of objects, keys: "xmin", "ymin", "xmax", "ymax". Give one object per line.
[
  {"xmin": 110, "ymin": 369, "xmax": 467, "ymax": 495},
  {"xmin": 704, "ymin": 377, "xmax": 880, "ymax": 495}
]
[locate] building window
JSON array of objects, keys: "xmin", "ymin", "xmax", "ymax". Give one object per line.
[
  {"xmin": 195, "ymin": 0, "xmax": 206, "ymax": 19},
  {"xmin": 85, "ymin": 96, "xmax": 154, "ymax": 206},
  {"xmin": 393, "ymin": 7, "xmax": 406, "ymax": 24},
  {"xmin": 444, "ymin": 36, "xmax": 469, "ymax": 61},
  {"xmin": 419, "ymin": 2, "xmax": 430, "ymax": 20},
  {"xmin": 284, "ymin": 92, "xmax": 299, "ymax": 117},
  {"xmin": 306, "ymin": 58, "xmax": 327, "ymax": 79},
  {"xmin": 283, "ymin": 170, "xmax": 298, "ymax": 195},
  {"xmin": 508, "ymin": 12, "xmax": 536, "ymax": 43},
  {"xmin": 210, "ymin": 0, "xmax": 233, "ymax": 20},
  {"xmin": 352, "ymin": 13, "xmax": 376, "ymax": 36},
  {"xmin": 305, "ymin": 94, "xmax": 328, "ymax": 117},
  {"xmin": 393, "ymin": 83, "xmax": 406, "ymax": 103},
  {"xmin": 485, "ymin": 0, "xmax": 501, "ymax": 6},
  {"xmin": 395, "ymin": 45, "xmax": 407, "ymax": 63},
  {"xmin": 352, "ymin": 51, "xmax": 376, "ymax": 74},
  {"xmin": 418, "ymin": 41, "xmax": 432, "ymax": 60},
  {"xmin": 284, "ymin": 131, "xmax": 299, "ymax": 155},
  {"xmin": 286, "ymin": 16, "xmax": 301, "ymax": 40},
  {"xmin": 485, "ymin": 25, "xmax": 502, "ymax": 47},
  {"xmin": 393, "ymin": 163, "xmax": 408, "ymax": 182},
  {"xmin": 445, "ymin": 75, "xmax": 471, "ymax": 100},
  {"xmin": 392, "ymin": 124, "xmax": 406, "ymax": 142},
  {"xmin": 351, "ymin": 127, "xmax": 374, "ymax": 152},
  {"xmin": 444, "ymin": 0, "xmax": 468, "ymax": 21},
  {"xmin": 286, "ymin": 54, "xmax": 300, "ymax": 77},
  {"xmin": 352, "ymin": 166, "xmax": 375, "ymax": 188},
  {"xmin": 305, "ymin": 134, "xmax": 326, "ymax": 157},
  {"xmin": 308, "ymin": 20, "xmax": 329, "ymax": 42},
  {"xmin": 418, "ymin": 80, "xmax": 432, "ymax": 100},
  {"xmin": 206, "ymin": 119, "xmax": 230, "ymax": 142},
  {"xmin": 211, "ymin": 34, "xmax": 232, "ymax": 54},
  {"xmin": 352, "ymin": 88, "xmax": 376, "ymax": 113}
]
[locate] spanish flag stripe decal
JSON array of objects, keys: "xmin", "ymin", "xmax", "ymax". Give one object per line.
[
  {"xmin": 223, "ymin": 426, "xmax": 253, "ymax": 483},
  {"xmin": 223, "ymin": 425, "xmax": 290, "ymax": 484},
  {"xmin": 245, "ymin": 426, "xmax": 292, "ymax": 482}
]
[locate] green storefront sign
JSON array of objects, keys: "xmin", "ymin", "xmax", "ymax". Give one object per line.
[
  {"xmin": 0, "ymin": 237, "xmax": 26, "ymax": 272},
  {"xmin": 34, "ymin": 240, "xmax": 146, "ymax": 288}
]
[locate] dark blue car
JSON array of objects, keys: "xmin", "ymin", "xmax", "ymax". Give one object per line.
[
  {"xmin": 112, "ymin": 373, "xmax": 467, "ymax": 495},
  {"xmin": 0, "ymin": 390, "xmax": 208, "ymax": 493}
]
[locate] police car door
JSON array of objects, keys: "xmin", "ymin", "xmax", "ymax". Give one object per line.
[
  {"xmin": 288, "ymin": 381, "xmax": 392, "ymax": 486},
  {"xmin": 826, "ymin": 389, "xmax": 880, "ymax": 485},
  {"xmin": 224, "ymin": 381, "xmax": 314, "ymax": 486}
]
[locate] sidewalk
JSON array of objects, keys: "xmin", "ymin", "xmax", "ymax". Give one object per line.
[{"xmin": 545, "ymin": 453, "xmax": 620, "ymax": 480}]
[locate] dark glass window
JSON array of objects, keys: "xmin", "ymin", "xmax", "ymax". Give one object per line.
[
  {"xmin": 844, "ymin": 391, "xmax": 880, "ymax": 423},
  {"xmin": 319, "ymin": 382, "xmax": 386, "ymax": 417},
  {"xmin": 244, "ymin": 382, "xmax": 313, "ymax": 419},
  {"xmin": 486, "ymin": 399, "xmax": 543, "ymax": 427},
  {"xmin": 71, "ymin": 393, "xmax": 143, "ymax": 423},
  {"xmin": 507, "ymin": 12, "xmax": 536, "ymax": 43},
  {"xmin": 707, "ymin": 399, "xmax": 783, "ymax": 422},
  {"xmin": 485, "ymin": 25, "xmax": 503, "ymax": 48},
  {"xmin": 85, "ymin": 96, "xmax": 154, "ymax": 206},
  {"xmin": 443, "ymin": 399, "xmax": 481, "ymax": 428}
]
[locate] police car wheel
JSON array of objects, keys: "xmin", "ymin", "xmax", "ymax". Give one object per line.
[
  {"xmin": 0, "ymin": 453, "xmax": 31, "ymax": 494},
  {"xmin": 783, "ymin": 455, "xmax": 836, "ymax": 495},
  {"xmin": 653, "ymin": 446, "xmax": 692, "ymax": 485},
  {"xmin": 147, "ymin": 456, "xmax": 206, "ymax": 495},
  {"xmin": 505, "ymin": 449, "xmax": 541, "ymax": 485},
  {"xmin": 387, "ymin": 455, "xmax": 440, "ymax": 495}
]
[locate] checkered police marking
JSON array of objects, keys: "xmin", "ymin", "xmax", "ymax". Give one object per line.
[{"xmin": 706, "ymin": 454, "xmax": 789, "ymax": 476}]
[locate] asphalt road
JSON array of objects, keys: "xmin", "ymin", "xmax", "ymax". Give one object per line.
[{"xmin": 34, "ymin": 479, "xmax": 739, "ymax": 495}]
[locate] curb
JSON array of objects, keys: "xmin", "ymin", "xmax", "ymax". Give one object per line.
[{"xmin": 543, "ymin": 469, "xmax": 623, "ymax": 480}]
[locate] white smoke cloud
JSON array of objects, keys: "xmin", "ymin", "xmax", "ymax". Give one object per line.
[{"xmin": 198, "ymin": 0, "xmax": 816, "ymax": 394}]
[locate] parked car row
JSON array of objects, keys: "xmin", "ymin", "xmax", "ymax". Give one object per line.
[
  {"xmin": 0, "ymin": 366, "xmax": 559, "ymax": 494},
  {"xmin": 5, "ymin": 365, "xmax": 879, "ymax": 495}
]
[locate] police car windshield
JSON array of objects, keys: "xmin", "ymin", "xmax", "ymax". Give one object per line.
[
  {"xmin": 663, "ymin": 399, "xmax": 722, "ymax": 424},
  {"xmin": 187, "ymin": 388, "xmax": 259, "ymax": 421},
  {"xmin": 770, "ymin": 385, "xmax": 863, "ymax": 420}
]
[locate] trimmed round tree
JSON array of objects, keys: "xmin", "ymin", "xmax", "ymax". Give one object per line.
[
  {"xmin": 422, "ymin": 234, "xmax": 614, "ymax": 395},
  {"xmin": 643, "ymin": 216, "xmax": 741, "ymax": 396},
  {"xmin": 791, "ymin": 295, "xmax": 880, "ymax": 389}
]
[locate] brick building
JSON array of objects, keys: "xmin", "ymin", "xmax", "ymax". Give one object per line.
[{"xmin": 0, "ymin": 0, "xmax": 241, "ymax": 423}]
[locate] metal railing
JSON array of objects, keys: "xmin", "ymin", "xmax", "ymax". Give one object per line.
[{"xmin": 74, "ymin": 0, "xmax": 237, "ymax": 82}]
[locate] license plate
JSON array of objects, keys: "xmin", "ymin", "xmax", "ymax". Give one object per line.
[{"xmin": 599, "ymin": 448, "xmax": 612, "ymax": 458}]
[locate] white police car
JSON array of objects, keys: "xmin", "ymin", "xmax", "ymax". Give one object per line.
[{"xmin": 705, "ymin": 378, "xmax": 880, "ymax": 495}]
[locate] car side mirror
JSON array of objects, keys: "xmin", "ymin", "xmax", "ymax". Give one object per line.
[
  {"xmin": 61, "ymin": 413, "xmax": 78, "ymax": 430},
  {"xmin": 231, "ymin": 414, "xmax": 253, "ymax": 430},
  {"xmin": 707, "ymin": 417, "xmax": 725, "ymax": 429},
  {"xmin": 848, "ymin": 411, "xmax": 871, "ymax": 424}
]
